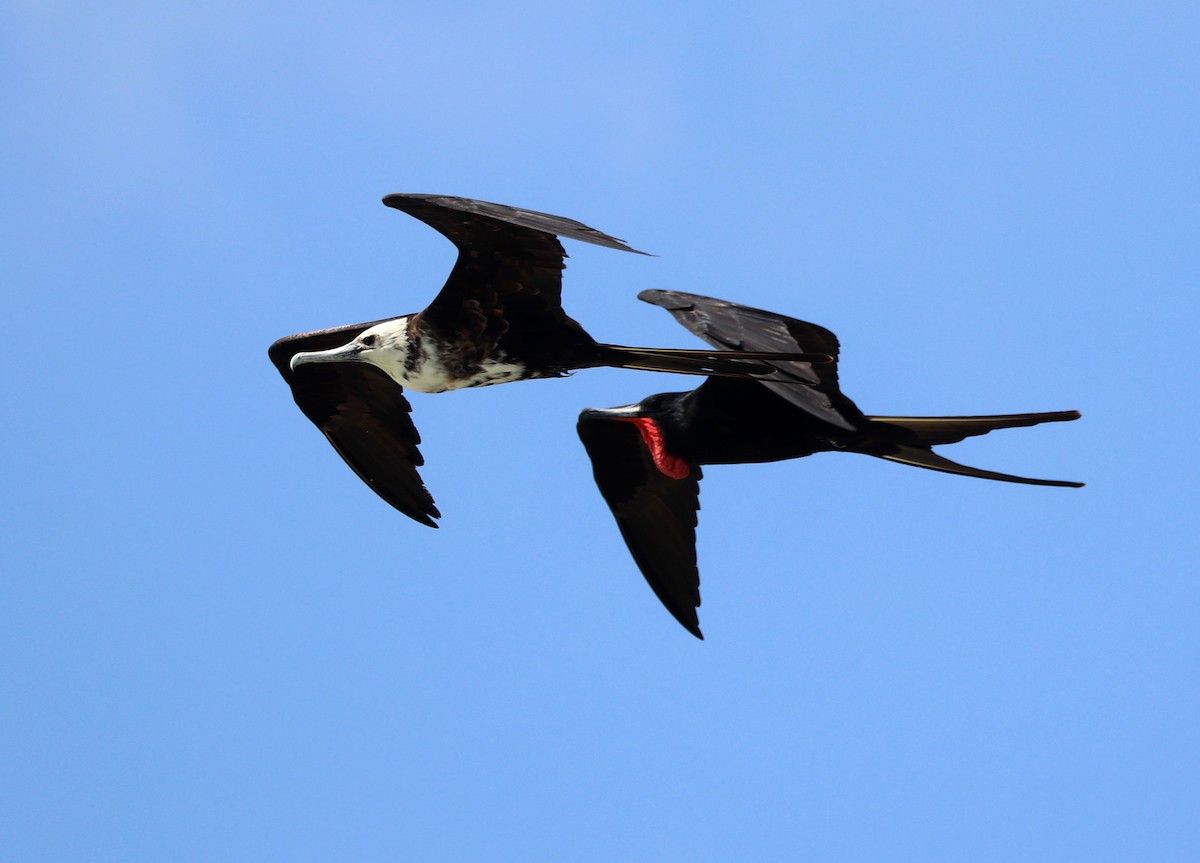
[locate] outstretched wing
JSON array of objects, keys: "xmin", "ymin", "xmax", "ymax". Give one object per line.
[
  {"xmin": 577, "ymin": 411, "xmax": 704, "ymax": 639},
  {"xmin": 384, "ymin": 194, "xmax": 646, "ymax": 255},
  {"xmin": 383, "ymin": 194, "xmax": 646, "ymax": 351},
  {"xmin": 269, "ymin": 322, "xmax": 441, "ymax": 527},
  {"xmin": 639, "ymin": 289, "xmax": 860, "ymax": 431}
]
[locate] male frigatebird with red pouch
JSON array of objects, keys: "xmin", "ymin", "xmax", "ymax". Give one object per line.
[
  {"xmin": 577, "ymin": 290, "xmax": 1083, "ymax": 639},
  {"xmin": 270, "ymin": 196, "xmax": 829, "ymax": 526}
]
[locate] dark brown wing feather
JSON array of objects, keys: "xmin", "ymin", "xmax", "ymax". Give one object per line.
[
  {"xmin": 269, "ymin": 323, "xmax": 440, "ymax": 527},
  {"xmin": 577, "ymin": 413, "xmax": 704, "ymax": 639},
  {"xmin": 382, "ymin": 194, "xmax": 646, "ymax": 255},
  {"xmin": 638, "ymin": 289, "xmax": 860, "ymax": 431},
  {"xmin": 383, "ymin": 194, "xmax": 645, "ymax": 359}
]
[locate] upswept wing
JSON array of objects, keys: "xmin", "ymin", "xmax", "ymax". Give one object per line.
[
  {"xmin": 639, "ymin": 289, "xmax": 859, "ymax": 431},
  {"xmin": 383, "ymin": 194, "xmax": 646, "ymax": 352},
  {"xmin": 383, "ymin": 194, "xmax": 646, "ymax": 255},
  {"xmin": 269, "ymin": 323, "xmax": 440, "ymax": 527}
]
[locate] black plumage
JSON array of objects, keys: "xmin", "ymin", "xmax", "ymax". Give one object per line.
[
  {"xmin": 578, "ymin": 290, "xmax": 1083, "ymax": 638},
  {"xmin": 270, "ymin": 196, "xmax": 828, "ymax": 526}
]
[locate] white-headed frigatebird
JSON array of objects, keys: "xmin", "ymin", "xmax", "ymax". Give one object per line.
[
  {"xmin": 577, "ymin": 289, "xmax": 1084, "ymax": 639},
  {"xmin": 269, "ymin": 195, "xmax": 829, "ymax": 527}
]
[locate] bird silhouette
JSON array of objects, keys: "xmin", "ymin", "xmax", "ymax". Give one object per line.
[
  {"xmin": 577, "ymin": 290, "xmax": 1083, "ymax": 638},
  {"xmin": 270, "ymin": 196, "xmax": 828, "ymax": 526}
]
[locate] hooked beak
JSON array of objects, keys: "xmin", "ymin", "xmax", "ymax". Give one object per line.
[
  {"xmin": 289, "ymin": 341, "xmax": 367, "ymax": 371},
  {"xmin": 580, "ymin": 403, "xmax": 643, "ymax": 420}
]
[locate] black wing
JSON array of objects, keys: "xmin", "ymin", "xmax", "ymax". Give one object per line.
[
  {"xmin": 577, "ymin": 412, "xmax": 704, "ymax": 639},
  {"xmin": 383, "ymin": 194, "xmax": 646, "ymax": 352},
  {"xmin": 269, "ymin": 322, "xmax": 440, "ymax": 527},
  {"xmin": 639, "ymin": 289, "xmax": 861, "ymax": 431},
  {"xmin": 383, "ymin": 194, "xmax": 646, "ymax": 255}
]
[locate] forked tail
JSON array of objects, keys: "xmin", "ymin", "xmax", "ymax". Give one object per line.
[
  {"xmin": 870, "ymin": 411, "xmax": 1080, "ymax": 446},
  {"xmin": 866, "ymin": 411, "xmax": 1083, "ymax": 487}
]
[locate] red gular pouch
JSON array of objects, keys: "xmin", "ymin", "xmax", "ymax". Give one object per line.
[{"xmin": 616, "ymin": 416, "xmax": 692, "ymax": 480}]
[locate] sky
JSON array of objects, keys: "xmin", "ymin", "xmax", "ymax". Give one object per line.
[{"xmin": 2, "ymin": 2, "xmax": 1197, "ymax": 860}]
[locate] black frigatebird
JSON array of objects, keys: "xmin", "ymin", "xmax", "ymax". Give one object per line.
[
  {"xmin": 577, "ymin": 290, "xmax": 1084, "ymax": 639},
  {"xmin": 269, "ymin": 195, "xmax": 829, "ymax": 527}
]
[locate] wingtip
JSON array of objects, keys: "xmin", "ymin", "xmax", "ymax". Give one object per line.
[
  {"xmin": 676, "ymin": 613, "xmax": 704, "ymax": 640},
  {"xmin": 267, "ymin": 335, "xmax": 299, "ymax": 370},
  {"xmin": 637, "ymin": 288, "xmax": 691, "ymax": 309},
  {"xmin": 381, "ymin": 192, "xmax": 424, "ymax": 207},
  {"xmin": 390, "ymin": 507, "xmax": 441, "ymax": 528}
]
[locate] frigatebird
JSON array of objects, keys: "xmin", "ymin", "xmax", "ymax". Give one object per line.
[
  {"xmin": 577, "ymin": 290, "xmax": 1083, "ymax": 639},
  {"xmin": 269, "ymin": 195, "xmax": 829, "ymax": 527}
]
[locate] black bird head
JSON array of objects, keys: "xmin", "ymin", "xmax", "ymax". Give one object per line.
[{"xmin": 578, "ymin": 290, "xmax": 1084, "ymax": 640}]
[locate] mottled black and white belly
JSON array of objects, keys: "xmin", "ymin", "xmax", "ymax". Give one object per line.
[
  {"xmin": 370, "ymin": 328, "xmax": 529, "ymax": 394},
  {"xmin": 287, "ymin": 315, "xmax": 534, "ymax": 394}
]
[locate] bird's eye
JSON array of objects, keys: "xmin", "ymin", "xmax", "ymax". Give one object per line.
[{"xmin": 361, "ymin": 334, "xmax": 378, "ymax": 347}]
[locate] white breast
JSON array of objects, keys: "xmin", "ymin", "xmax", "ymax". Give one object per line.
[{"xmin": 368, "ymin": 331, "xmax": 527, "ymax": 394}]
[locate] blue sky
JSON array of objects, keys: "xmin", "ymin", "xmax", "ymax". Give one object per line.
[{"xmin": 3, "ymin": 2, "xmax": 1197, "ymax": 860}]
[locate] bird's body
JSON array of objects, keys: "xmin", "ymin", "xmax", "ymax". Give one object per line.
[
  {"xmin": 332, "ymin": 316, "xmax": 532, "ymax": 394},
  {"xmin": 271, "ymin": 195, "xmax": 828, "ymax": 526},
  {"xmin": 578, "ymin": 290, "xmax": 1084, "ymax": 639}
]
